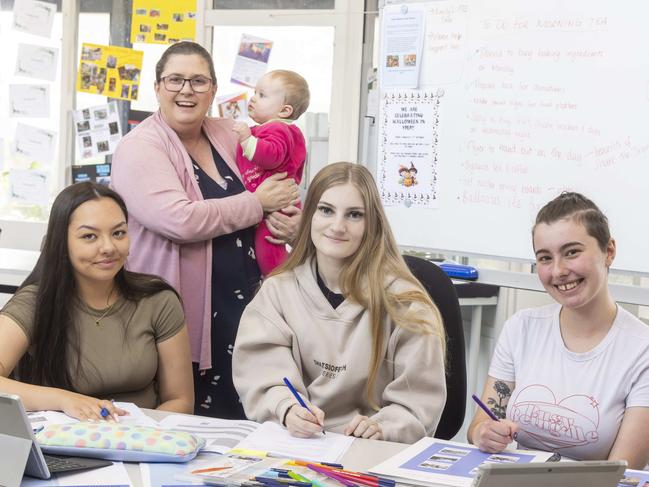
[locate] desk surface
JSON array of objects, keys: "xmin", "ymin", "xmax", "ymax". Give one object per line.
[{"xmin": 121, "ymin": 410, "xmax": 407, "ymax": 487}]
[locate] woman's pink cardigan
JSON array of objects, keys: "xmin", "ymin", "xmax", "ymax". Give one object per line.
[{"xmin": 111, "ymin": 110, "xmax": 263, "ymax": 370}]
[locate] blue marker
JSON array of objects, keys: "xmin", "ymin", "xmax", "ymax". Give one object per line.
[{"xmin": 283, "ymin": 377, "xmax": 325, "ymax": 435}]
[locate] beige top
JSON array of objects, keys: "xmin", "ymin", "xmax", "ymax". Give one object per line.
[
  {"xmin": 233, "ymin": 258, "xmax": 447, "ymax": 444},
  {"xmin": 1, "ymin": 285, "xmax": 185, "ymax": 408}
]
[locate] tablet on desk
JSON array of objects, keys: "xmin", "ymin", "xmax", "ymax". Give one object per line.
[{"xmin": 472, "ymin": 460, "xmax": 627, "ymax": 487}]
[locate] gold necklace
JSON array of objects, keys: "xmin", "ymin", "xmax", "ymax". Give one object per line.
[{"xmin": 95, "ymin": 288, "xmax": 116, "ymax": 326}]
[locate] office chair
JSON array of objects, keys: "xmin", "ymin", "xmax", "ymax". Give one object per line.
[{"xmin": 403, "ymin": 254, "xmax": 467, "ymax": 440}]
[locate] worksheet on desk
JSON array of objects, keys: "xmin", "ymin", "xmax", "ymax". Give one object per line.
[{"xmin": 235, "ymin": 421, "xmax": 354, "ymax": 463}]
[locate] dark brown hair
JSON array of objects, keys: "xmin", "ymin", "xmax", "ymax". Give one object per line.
[
  {"xmin": 17, "ymin": 182, "xmax": 179, "ymax": 390},
  {"xmin": 533, "ymin": 191, "xmax": 611, "ymax": 251},
  {"xmin": 155, "ymin": 41, "xmax": 216, "ymax": 84}
]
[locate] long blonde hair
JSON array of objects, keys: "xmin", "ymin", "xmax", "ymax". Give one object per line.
[{"xmin": 272, "ymin": 162, "xmax": 446, "ymax": 407}]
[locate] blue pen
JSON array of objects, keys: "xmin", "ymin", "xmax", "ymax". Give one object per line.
[{"xmin": 282, "ymin": 377, "xmax": 325, "ymax": 435}]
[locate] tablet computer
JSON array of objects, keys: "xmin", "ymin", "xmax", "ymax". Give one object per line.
[
  {"xmin": 472, "ymin": 460, "xmax": 627, "ymax": 487},
  {"xmin": 0, "ymin": 393, "xmax": 111, "ymax": 480}
]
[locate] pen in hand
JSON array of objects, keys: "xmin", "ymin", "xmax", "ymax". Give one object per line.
[
  {"xmin": 283, "ymin": 377, "xmax": 325, "ymax": 435},
  {"xmin": 472, "ymin": 394, "xmax": 517, "ymax": 440}
]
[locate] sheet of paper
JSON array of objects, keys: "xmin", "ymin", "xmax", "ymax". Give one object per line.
[
  {"xmin": 379, "ymin": 3, "xmax": 426, "ymax": 88},
  {"xmin": 235, "ymin": 421, "xmax": 354, "ymax": 463},
  {"xmin": 15, "ymin": 43, "xmax": 59, "ymax": 81},
  {"xmin": 13, "ymin": 0, "xmax": 56, "ymax": 38},
  {"xmin": 157, "ymin": 414, "xmax": 259, "ymax": 453},
  {"xmin": 130, "ymin": 0, "xmax": 197, "ymax": 45},
  {"xmin": 112, "ymin": 401, "xmax": 159, "ymax": 427},
  {"xmin": 12, "ymin": 123, "xmax": 56, "ymax": 164},
  {"xmin": 368, "ymin": 437, "xmax": 553, "ymax": 487},
  {"xmin": 378, "ymin": 89, "xmax": 441, "ymax": 209},
  {"xmin": 73, "ymin": 102, "xmax": 122, "ymax": 159},
  {"xmin": 9, "ymin": 84, "xmax": 50, "ymax": 117},
  {"xmin": 27, "ymin": 409, "xmax": 77, "ymax": 430},
  {"xmin": 77, "ymin": 43, "xmax": 143, "ymax": 101},
  {"xmin": 9, "ymin": 168, "xmax": 49, "ymax": 205},
  {"xmin": 230, "ymin": 33, "xmax": 273, "ymax": 88},
  {"xmin": 140, "ymin": 453, "xmax": 220, "ymax": 487},
  {"xmin": 619, "ymin": 469, "xmax": 649, "ymax": 487},
  {"xmin": 216, "ymin": 92, "xmax": 249, "ymax": 121},
  {"xmin": 21, "ymin": 462, "xmax": 130, "ymax": 487}
]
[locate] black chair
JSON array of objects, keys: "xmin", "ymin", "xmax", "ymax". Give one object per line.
[{"xmin": 403, "ymin": 254, "xmax": 467, "ymax": 440}]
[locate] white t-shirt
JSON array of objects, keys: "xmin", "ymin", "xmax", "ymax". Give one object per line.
[{"xmin": 489, "ymin": 303, "xmax": 649, "ymax": 460}]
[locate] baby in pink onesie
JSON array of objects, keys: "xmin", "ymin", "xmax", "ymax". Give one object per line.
[{"xmin": 233, "ymin": 70, "xmax": 310, "ymax": 276}]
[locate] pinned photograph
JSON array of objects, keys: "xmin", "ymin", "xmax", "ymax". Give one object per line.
[
  {"xmin": 130, "ymin": 84, "xmax": 139, "ymax": 99},
  {"xmin": 117, "ymin": 64, "xmax": 141, "ymax": 81},
  {"xmin": 136, "ymin": 34, "xmax": 145, "ymax": 42},
  {"xmin": 154, "ymin": 33, "xmax": 166, "ymax": 42},
  {"xmin": 106, "ymin": 55, "xmax": 117, "ymax": 68},
  {"xmin": 139, "ymin": 24, "xmax": 151, "ymax": 33},
  {"xmin": 120, "ymin": 85, "xmax": 130, "ymax": 98},
  {"xmin": 386, "ymin": 55, "xmax": 399, "ymax": 67},
  {"xmin": 108, "ymin": 77, "xmax": 116, "ymax": 91},
  {"xmin": 82, "ymin": 135, "xmax": 92, "ymax": 148},
  {"xmin": 404, "ymin": 53, "xmax": 417, "ymax": 66},
  {"xmin": 82, "ymin": 108, "xmax": 90, "ymax": 120},
  {"xmin": 94, "ymin": 108, "xmax": 108, "ymax": 119},
  {"xmin": 76, "ymin": 121, "xmax": 90, "ymax": 132},
  {"xmin": 156, "ymin": 23, "xmax": 169, "ymax": 30},
  {"xmin": 172, "ymin": 13, "xmax": 184, "ymax": 22},
  {"xmin": 108, "ymin": 121, "xmax": 119, "ymax": 135},
  {"xmin": 149, "ymin": 9, "xmax": 160, "ymax": 17},
  {"xmin": 81, "ymin": 45, "xmax": 102, "ymax": 61},
  {"xmin": 96, "ymin": 140, "xmax": 110, "ymax": 152},
  {"xmin": 135, "ymin": 8, "xmax": 146, "ymax": 15},
  {"xmin": 187, "ymin": 12, "xmax": 196, "ymax": 19}
]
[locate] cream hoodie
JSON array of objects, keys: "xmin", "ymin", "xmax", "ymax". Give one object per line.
[{"xmin": 232, "ymin": 258, "xmax": 446, "ymax": 443}]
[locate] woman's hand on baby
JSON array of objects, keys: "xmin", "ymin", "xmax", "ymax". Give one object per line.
[
  {"xmin": 266, "ymin": 205, "xmax": 302, "ymax": 245},
  {"xmin": 254, "ymin": 173, "xmax": 299, "ymax": 212},
  {"xmin": 473, "ymin": 419, "xmax": 518, "ymax": 453},
  {"xmin": 59, "ymin": 391, "xmax": 127, "ymax": 422},
  {"xmin": 232, "ymin": 121, "xmax": 251, "ymax": 143},
  {"xmin": 344, "ymin": 415, "xmax": 383, "ymax": 440},
  {"xmin": 285, "ymin": 403, "xmax": 326, "ymax": 438}
]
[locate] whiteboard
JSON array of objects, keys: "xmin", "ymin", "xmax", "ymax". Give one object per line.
[{"xmin": 378, "ymin": 0, "xmax": 649, "ymax": 274}]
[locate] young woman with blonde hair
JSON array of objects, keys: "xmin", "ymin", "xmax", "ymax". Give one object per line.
[{"xmin": 233, "ymin": 162, "xmax": 446, "ymax": 443}]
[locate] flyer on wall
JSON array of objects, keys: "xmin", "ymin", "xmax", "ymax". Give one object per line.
[
  {"xmin": 73, "ymin": 101, "xmax": 122, "ymax": 159},
  {"xmin": 379, "ymin": 3, "xmax": 425, "ymax": 88},
  {"xmin": 378, "ymin": 89, "xmax": 442, "ymax": 209},
  {"xmin": 231, "ymin": 34, "xmax": 273, "ymax": 88}
]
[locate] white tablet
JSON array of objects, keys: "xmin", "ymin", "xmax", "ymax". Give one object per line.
[{"xmin": 472, "ymin": 460, "xmax": 627, "ymax": 487}]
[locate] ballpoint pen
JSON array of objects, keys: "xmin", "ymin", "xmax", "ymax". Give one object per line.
[{"xmin": 282, "ymin": 377, "xmax": 325, "ymax": 435}]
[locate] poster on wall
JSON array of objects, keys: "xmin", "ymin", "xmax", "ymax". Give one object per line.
[
  {"xmin": 130, "ymin": 0, "xmax": 197, "ymax": 44},
  {"xmin": 73, "ymin": 102, "xmax": 122, "ymax": 159},
  {"xmin": 379, "ymin": 3, "xmax": 425, "ymax": 88},
  {"xmin": 9, "ymin": 84, "xmax": 50, "ymax": 118},
  {"xmin": 12, "ymin": 0, "xmax": 56, "ymax": 38},
  {"xmin": 12, "ymin": 123, "xmax": 57, "ymax": 164},
  {"xmin": 231, "ymin": 34, "xmax": 273, "ymax": 88},
  {"xmin": 378, "ymin": 90, "xmax": 442, "ymax": 209},
  {"xmin": 15, "ymin": 43, "xmax": 59, "ymax": 81},
  {"xmin": 76, "ymin": 43, "xmax": 143, "ymax": 101},
  {"xmin": 72, "ymin": 163, "xmax": 112, "ymax": 185},
  {"xmin": 9, "ymin": 168, "xmax": 49, "ymax": 205},
  {"xmin": 217, "ymin": 92, "xmax": 249, "ymax": 121}
]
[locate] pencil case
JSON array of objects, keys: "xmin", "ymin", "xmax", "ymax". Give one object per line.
[{"xmin": 35, "ymin": 421, "xmax": 205, "ymax": 462}]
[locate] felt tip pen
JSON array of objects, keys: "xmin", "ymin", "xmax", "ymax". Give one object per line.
[
  {"xmin": 282, "ymin": 377, "xmax": 325, "ymax": 435},
  {"xmin": 471, "ymin": 394, "xmax": 499, "ymax": 422},
  {"xmin": 255, "ymin": 476, "xmax": 312, "ymax": 487},
  {"xmin": 286, "ymin": 460, "xmax": 344, "ymax": 469}
]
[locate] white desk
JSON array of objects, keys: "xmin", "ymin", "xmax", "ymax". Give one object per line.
[{"xmin": 119, "ymin": 409, "xmax": 408, "ymax": 487}]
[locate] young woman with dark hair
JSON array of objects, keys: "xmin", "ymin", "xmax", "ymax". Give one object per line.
[
  {"xmin": 0, "ymin": 182, "xmax": 193, "ymax": 420},
  {"xmin": 468, "ymin": 192, "xmax": 649, "ymax": 469}
]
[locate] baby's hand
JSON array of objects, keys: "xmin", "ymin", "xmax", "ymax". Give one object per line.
[{"xmin": 232, "ymin": 121, "xmax": 252, "ymax": 142}]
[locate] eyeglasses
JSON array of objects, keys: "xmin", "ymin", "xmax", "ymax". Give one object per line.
[{"xmin": 160, "ymin": 75, "xmax": 213, "ymax": 93}]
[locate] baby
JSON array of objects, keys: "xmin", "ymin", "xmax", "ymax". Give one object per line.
[{"xmin": 232, "ymin": 69, "xmax": 310, "ymax": 275}]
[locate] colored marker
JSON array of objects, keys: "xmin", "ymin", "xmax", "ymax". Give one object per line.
[
  {"xmin": 282, "ymin": 377, "xmax": 325, "ymax": 435},
  {"xmin": 471, "ymin": 394, "xmax": 499, "ymax": 421}
]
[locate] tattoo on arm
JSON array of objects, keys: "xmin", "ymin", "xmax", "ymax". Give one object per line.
[{"xmin": 486, "ymin": 380, "xmax": 512, "ymax": 419}]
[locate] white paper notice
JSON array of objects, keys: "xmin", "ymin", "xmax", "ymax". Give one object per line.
[
  {"xmin": 74, "ymin": 102, "xmax": 122, "ymax": 159},
  {"xmin": 13, "ymin": 0, "xmax": 56, "ymax": 38},
  {"xmin": 378, "ymin": 90, "xmax": 442, "ymax": 209},
  {"xmin": 9, "ymin": 168, "xmax": 49, "ymax": 205},
  {"xmin": 15, "ymin": 43, "xmax": 59, "ymax": 81},
  {"xmin": 9, "ymin": 84, "xmax": 50, "ymax": 117},
  {"xmin": 13, "ymin": 123, "xmax": 57, "ymax": 163},
  {"xmin": 380, "ymin": 4, "xmax": 426, "ymax": 88},
  {"xmin": 231, "ymin": 33, "xmax": 273, "ymax": 88}
]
